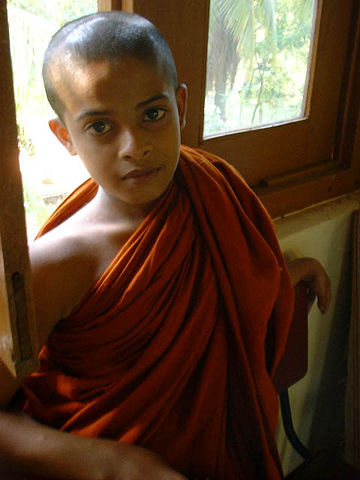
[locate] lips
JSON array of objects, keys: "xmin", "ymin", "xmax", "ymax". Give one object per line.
[{"xmin": 121, "ymin": 167, "xmax": 160, "ymax": 180}]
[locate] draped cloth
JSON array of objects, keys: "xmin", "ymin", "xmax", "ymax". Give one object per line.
[{"xmin": 21, "ymin": 146, "xmax": 294, "ymax": 479}]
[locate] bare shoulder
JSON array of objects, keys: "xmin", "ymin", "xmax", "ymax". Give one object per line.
[
  {"xmin": 29, "ymin": 203, "xmax": 138, "ymax": 349},
  {"xmin": 29, "ymin": 195, "xmax": 141, "ymax": 349},
  {"xmin": 29, "ymin": 218, "xmax": 99, "ymax": 348}
]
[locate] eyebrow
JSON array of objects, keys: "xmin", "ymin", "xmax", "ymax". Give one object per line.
[
  {"xmin": 136, "ymin": 93, "xmax": 171, "ymax": 109},
  {"xmin": 76, "ymin": 93, "xmax": 171, "ymax": 122},
  {"xmin": 76, "ymin": 109, "xmax": 114, "ymax": 121}
]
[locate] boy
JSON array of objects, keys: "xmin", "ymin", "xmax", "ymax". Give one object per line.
[{"xmin": 0, "ymin": 11, "xmax": 330, "ymax": 480}]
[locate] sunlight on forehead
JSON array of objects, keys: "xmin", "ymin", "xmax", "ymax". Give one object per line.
[
  {"xmin": 66, "ymin": 59, "xmax": 113, "ymax": 91},
  {"xmin": 53, "ymin": 59, "xmax": 114, "ymax": 109},
  {"xmin": 53, "ymin": 55, "xmax": 176, "ymax": 121}
]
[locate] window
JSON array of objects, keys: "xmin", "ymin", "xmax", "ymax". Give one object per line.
[
  {"xmin": 126, "ymin": 0, "xmax": 360, "ymax": 217},
  {"xmin": 7, "ymin": 0, "xmax": 97, "ymax": 238},
  {"xmin": 204, "ymin": 0, "xmax": 317, "ymax": 138}
]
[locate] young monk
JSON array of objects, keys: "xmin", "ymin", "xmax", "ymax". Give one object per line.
[{"xmin": 0, "ymin": 10, "xmax": 331, "ymax": 480}]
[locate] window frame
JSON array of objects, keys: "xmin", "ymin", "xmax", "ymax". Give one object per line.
[
  {"xmin": 107, "ymin": 0, "xmax": 360, "ymax": 217},
  {"xmin": 0, "ymin": 2, "xmax": 38, "ymax": 381}
]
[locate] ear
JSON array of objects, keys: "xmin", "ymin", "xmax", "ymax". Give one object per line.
[
  {"xmin": 48, "ymin": 118, "xmax": 77, "ymax": 156},
  {"xmin": 176, "ymin": 84, "xmax": 188, "ymax": 130}
]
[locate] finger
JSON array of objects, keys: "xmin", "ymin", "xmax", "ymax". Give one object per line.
[
  {"xmin": 317, "ymin": 279, "xmax": 331, "ymax": 314},
  {"xmin": 307, "ymin": 289, "xmax": 316, "ymax": 313},
  {"xmin": 323, "ymin": 280, "xmax": 331, "ymax": 314}
]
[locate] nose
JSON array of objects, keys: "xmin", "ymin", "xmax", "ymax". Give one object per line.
[{"xmin": 117, "ymin": 126, "xmax": 152, "ymax": 160}]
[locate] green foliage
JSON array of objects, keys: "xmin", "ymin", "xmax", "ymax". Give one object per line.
[
  {"xmin": 205, "ymin": 0, "xmax": 315, "ymax": 136},
  {"xmin": 8, "ymin": 0, "xmax": 98, "ymax": 129},
  {"xmin": 7, "ymin": 0, "xmax": 97, "ymax": 26},
  {"xmin": 7, "ymin": 0, "xmax": 97, "ymax": 235},
  {"xmin": 22, "ymin": 178, "xmax": 53, "ymax": 237}
]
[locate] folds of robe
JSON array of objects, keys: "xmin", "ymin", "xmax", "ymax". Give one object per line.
[{"xmin": 20, "ymin": 145, "xmax": 294, "ymax": 480}]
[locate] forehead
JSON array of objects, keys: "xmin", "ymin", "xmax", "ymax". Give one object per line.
[{"xmin": 54, "ymin": 57, "xmax": 174, "ymax": 116}]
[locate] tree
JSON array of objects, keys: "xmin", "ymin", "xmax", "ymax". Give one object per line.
[
  {"xmin": 207, "ymin": 0, "xmax": 277, "ymax": 121},
  {"xmin": 205, "ymin": 0, "xmax": 315, "ymax": 134}
]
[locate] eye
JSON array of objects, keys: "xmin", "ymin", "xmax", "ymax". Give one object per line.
[
  {"xmin": 144, "ymin": 108, "xmax": 166, "ymax": 122},
  {"xmin": 87, "ymin": 120, "xmax": 112, "ymax": 135}
]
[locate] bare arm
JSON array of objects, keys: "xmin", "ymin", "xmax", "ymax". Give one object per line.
[
  {"xmin": 287, "ymin": 257, "xmax": 331, "ymax": 314},
  {"xmin": 0, "ymin": 410, "xmax": 188, "ymax": 480}
]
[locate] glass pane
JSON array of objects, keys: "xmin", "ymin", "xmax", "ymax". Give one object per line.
[
  {"xmin": 204, "ymin": 0, "xmax": 317, "ymax": 138},
  {"xmin": 7, "ymin": 0, "xmax": 97, "ymax": 239}
]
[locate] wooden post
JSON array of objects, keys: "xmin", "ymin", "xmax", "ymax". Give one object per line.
[
  {"xmin": 0, "ymin": 2, "xmax": 38, "ymax": 380},
  {"xmin": 98, "ymin": 0, "xmax": 133, "ymax": 12}
]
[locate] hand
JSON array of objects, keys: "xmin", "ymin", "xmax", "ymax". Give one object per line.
[{"xmin": 287, "ymin": 257, "xmax": 331, "ymax": 314}]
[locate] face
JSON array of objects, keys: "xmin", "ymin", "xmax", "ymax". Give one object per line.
[{"xmin": 50, "ymin": 57, "xmax": 187, "ymax": 210}]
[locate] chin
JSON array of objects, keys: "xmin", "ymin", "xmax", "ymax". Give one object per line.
[{"xmin": 133, "ymin": 182, "xmax": 173, "ymax": 206}]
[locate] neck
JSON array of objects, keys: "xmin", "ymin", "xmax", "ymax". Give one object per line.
[{"xmin": 90, "ymin": 186, "xmax": 158, "ymax": 224}]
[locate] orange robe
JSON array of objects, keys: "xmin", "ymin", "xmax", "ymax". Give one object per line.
[{"xmin": 21, "ymin": 146, "xmax": 294, "ymax": 479}]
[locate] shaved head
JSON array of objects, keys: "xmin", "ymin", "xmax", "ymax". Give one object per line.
[{"xmin": 43, "ymin": 11, "xmax": 178, "ymax": 119}]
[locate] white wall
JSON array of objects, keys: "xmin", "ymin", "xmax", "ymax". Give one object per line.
[{"xmin": 274, "ymin": 191, "xmax": 360, "ymax": 474}]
